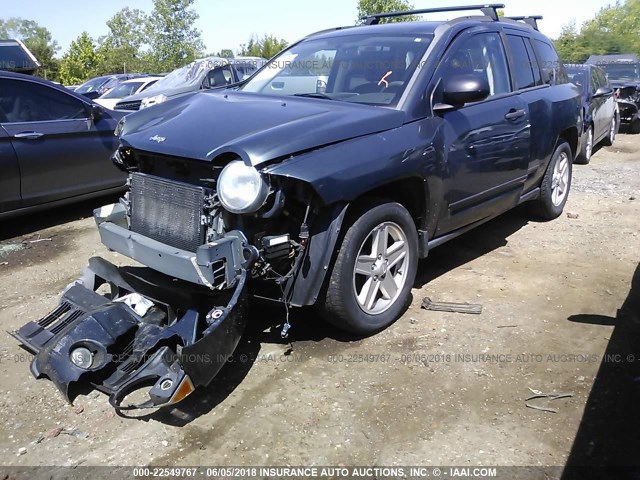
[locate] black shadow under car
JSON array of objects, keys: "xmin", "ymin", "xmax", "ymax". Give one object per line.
[{"xmin": 13, "ymin": 5, "xmax": 581, "ymax": 410}]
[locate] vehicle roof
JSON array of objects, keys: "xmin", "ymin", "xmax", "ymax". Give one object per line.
[
  {"xmin": 194, "ymin": 56, "xmax": 228, "ymax": 65},
  {"xmin": 120, "ymin": 76, "xmax": 163, "ymax": 83},
  {"xmin": 308, "ymin": 16, "xmax": 545, "ymax": 41},
  {"xmin": 232, "ymin": 56, "xmax": 267, "ymax": 61},
  {"xmin": 587, "ymin": 54, "xmax": 640, "ymax": 64},
  {"xmin": 0, "ymin": 39, "xmax": 40, "ymax": 72},
  {"xmin": 566, "ymin": 64, "xmax": 594, "ymax": 71},
  {"xmin": 309, "ymin": 21, "xmax": 443, "ymax": 40}
]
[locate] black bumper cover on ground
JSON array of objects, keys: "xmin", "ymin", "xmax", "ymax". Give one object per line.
[{"xmin": 12, "ymin": 257, "xmax": 248, "ymax": 410}]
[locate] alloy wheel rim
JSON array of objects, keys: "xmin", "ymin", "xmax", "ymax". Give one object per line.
[
  {"xmin": 585, "ymin": 128, "xmax": 593, "ymax": 160},
  {"xmin": 353, "ymin": 221, "xmax": 409, "ymax": 315},
  {"xmin": 551, "ymin": 152, "xmax": 570, "ymax": 207},
  {"xmin": 610, "ymin": 118, "xmax": 616, "ymax": 142}
]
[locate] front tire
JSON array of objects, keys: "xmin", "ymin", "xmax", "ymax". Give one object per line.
[
  {"xmin": 530, "ymin": 141, "xmax": 572, "ymax": 220},
  {"xmin": 320, "ymin": 201, "xmax": 418, "ymax": 335}
]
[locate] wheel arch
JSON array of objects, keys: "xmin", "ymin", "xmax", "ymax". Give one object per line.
[
  {"xmin": 559, "ymin": 126, "xmax": 579, "ymax": 161},
  {"xmin": 287, "ymin": 178, "xmax": 429, "ymax": 308}
]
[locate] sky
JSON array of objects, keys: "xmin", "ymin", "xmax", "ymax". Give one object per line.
[{"xmin": 2, "ymin": 0, "xmax": 616, "ymax": 56}]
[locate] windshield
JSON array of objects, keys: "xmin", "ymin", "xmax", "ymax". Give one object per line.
[
  {"xmin": 101, "ymin": 81, "xmax": 145, "ymax": 99},
  {"xmin": 144, "ymin": 59, "xmax": 227, "ymax": 93},
  {"xmin": 76, "ymin": 76, "xmax": 109, "ymax": 94},
  {"xmin": 241, "ymin": 33, "xmax": 433, "ymax": 107},
  {"xmin": 600, "ymin": 63, "xmax": 640, "ymax": 81},
  {"xmin": 566, "ymin": 69, "xmax": 588, "ymax": 94}
]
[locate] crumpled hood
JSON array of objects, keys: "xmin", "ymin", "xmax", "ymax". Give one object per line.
[
  {"xmin": 120, "ymin": 90, "xmax": 406, "ymax": 165},
  {"xmin": 118, "ymin": 84, "xmax": 198, "ymax": 103}
]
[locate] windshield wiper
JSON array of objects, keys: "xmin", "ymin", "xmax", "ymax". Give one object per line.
[{"xmin": 293, "ymin": 92, "xmax": 334, "ymax": 100}]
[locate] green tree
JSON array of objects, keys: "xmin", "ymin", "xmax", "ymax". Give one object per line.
[
  {"xmin": 239, "ymin": 34, "xmax": 288, "ymax": 59},
  {"xmin": 554, "ymin": 0, "xmax": 640, "ymax": 63},
  {"xmin": 0, "ymin": 18, "xmax": 60, "ymax": 80},
  {"xmin": 96, "ymin": 7, "xmax": 150, "ymax": 74},
  {"xmin": 146, "ymin": 0, "xmax": 205, "ymax": 72},
  {"xmin": 356, "ymin": 0, "xmax": 418, "ymax": 23},
  {"xmin": 214, "ymin": 49, "xmax": 235, "ymax": 58},
  {"xmin": 58, "ymin": 32, "xmax": 101, "ymax": 85}
]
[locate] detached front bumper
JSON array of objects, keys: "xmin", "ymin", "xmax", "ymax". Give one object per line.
[{"xmin": 13, "ymin": 214, "xmax": 249, "ymax": 409}]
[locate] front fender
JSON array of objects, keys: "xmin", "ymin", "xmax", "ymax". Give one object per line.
[{"xmin": 264, "ymin": 121, "xmax": 440, "ymax": 206}]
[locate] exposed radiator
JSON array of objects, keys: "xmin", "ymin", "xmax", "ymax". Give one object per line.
[{"xmin": 130, "ymin": 173, "xmax": 206, "ymax": 252}]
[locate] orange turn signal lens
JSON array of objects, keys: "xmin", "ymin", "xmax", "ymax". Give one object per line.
[{"xmin": 169, "ymin": 375, "xmax": 195, "ymax": 405}]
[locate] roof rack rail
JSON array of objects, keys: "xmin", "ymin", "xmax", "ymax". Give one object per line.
[
  {"xmin": 503, "ymin": 15, "xmax": 543, "ymax": 31},
  {"xmin": 362, "ymin": 4, "xmax": 505, "ymax": 25}
]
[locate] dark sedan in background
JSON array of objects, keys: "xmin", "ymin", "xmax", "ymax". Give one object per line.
[
  {"xmin": 567, "ymin": 64, "xmax": 618, "ymax": 164},
  {"xmin": 587, "ymin": 54, "xmax": 640, "ymax": 133},
  {"xmin": 0, "ymin": 71, "xmax": 127, "ymax": 218}
]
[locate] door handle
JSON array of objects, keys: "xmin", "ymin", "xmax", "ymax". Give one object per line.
[
  {"xmin": 504, "ymin": 109, "xmax": 526, "ymax": 121},
  {"xmin": 14, "ymin": 132, "xmax": 44, "ymax": 140}
]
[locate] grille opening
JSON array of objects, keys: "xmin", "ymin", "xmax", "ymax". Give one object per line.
[{"xmin": 130, "ymin": 173, "xmax": 207, "ymax": 252}]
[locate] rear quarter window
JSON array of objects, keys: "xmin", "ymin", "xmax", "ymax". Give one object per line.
[{"xmin": 533, "ymin": 40, "xmax": 568, "ymax": 85}]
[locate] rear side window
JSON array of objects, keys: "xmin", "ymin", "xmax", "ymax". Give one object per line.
[
  {"xmin": 533, "ymin": 40, "xmax": 568, "ymax": 85},
  {"xmin": 594, "ymin": 67, "xmax": 608, "ymax": 88},
  {"xmin": 523, "ymin": 39, "xmax": 542, "ymax": 86},
  {"xmin": 506, "ymin": 35, "xmax": 535, "ymax": 89},
  {"xmin": 590, "ymin": 68, "xmax": 602, "ymax": 94}
]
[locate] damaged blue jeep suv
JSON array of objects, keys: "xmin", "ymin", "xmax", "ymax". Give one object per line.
[{"xmin": 14, "ymin": 5, "xmax": 580, "ymax": 409}]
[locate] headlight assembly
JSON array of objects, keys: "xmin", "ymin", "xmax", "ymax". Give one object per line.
[
  {"xmin": 140, "ymin": 94, "xmax": 168, "ymax": 109},
  {"xmin": 114, "ymin": 116, "xmax": 126, "ymax": 137},
  {"xmin": 217, "ymin": 160, "xmax": 270, "ymax": 214}
]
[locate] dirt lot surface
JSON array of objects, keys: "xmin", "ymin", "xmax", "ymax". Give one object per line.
[{"xmin": 0, "ymin": 134, "xmax": 638, "ymax": 475}]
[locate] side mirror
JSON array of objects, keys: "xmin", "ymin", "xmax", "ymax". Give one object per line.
[
  {"xmin": 90, "ymin": 104, "xmax": 104, "ymax": 121},
  {"xmin": 593, "ymin": 86, "xmax": 613, "ymax": 98},
  {"xmin": 435, "ymin": 74, "xmax": 490, "ymax": 111}
]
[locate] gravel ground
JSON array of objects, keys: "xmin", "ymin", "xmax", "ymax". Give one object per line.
[{"xmin": 0, "ymin": 134, "xmax": 638, "ymax": 477}]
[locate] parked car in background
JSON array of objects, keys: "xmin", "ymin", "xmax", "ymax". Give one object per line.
[
  {"xmin": 566, "ymin": 64, "xmax": 618, "ymax": 164},
  {"xmin": 114, "ymin": 56, "xmax": 265, "ymax": 111},
  {"xmin": 587, "ymin": 54, "xmax": 640, "ymax": 133},
  {"xmin": 75, "ymin": 74, "xmax": 145, "ymax": 100},
  {"xmin": 230, "ymin": 56, "xmax": 268, "ymax": 80},
  {"xmin": 257, "ymin": 52, "xmax": 331, "ymax": 95},
  {"xmin": 94, "ymin": 76, "xmax": 162, "ymax": 110},
  {"xmin": 0, "ymin": 71, "xmax": 127, "ymax": 218},
  {"xmin": 0, "ymin": 39, "xmax": 40, "ymax": 75}
]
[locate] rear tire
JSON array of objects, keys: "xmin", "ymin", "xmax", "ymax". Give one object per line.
[
  {"xmin": 602, "ymin": 115, "xmax": 617, "ymax": 146},
  {"xmin": 530, "ymin": 141, "xmax": 572, "ymax": 220},
  {"xmin": 320, "ymin": 201, "xmax": 418, "ymax": 335},
  {"xmin": 630, "ymin": 119, "xmax": 640, "ymax": 134},
  {"xmin": 576, "ymin": 126, "xmax": 593, "ymax": 164}
]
